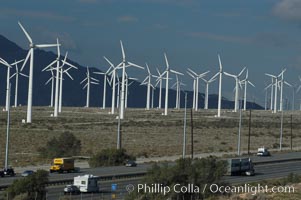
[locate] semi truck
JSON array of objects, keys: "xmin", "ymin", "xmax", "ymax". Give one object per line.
[
  {"xmin": 226, "ymin": 158, "xmax": 255, "ymax": 176},
  {"xmin": 50, "ymin": 158, "xmax": 75, "ymax": 173},
  {"xmin": 73, "ymin": 174, "xmax": 99, "ymax": 193}
]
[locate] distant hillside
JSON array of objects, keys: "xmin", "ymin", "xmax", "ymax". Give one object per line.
[{"xmin": 0, "ymin": 35, "xmax": 263, "ymax": 109}]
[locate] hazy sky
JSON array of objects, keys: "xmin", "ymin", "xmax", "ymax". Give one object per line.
[{"xmin": 1, "ymin": 0, "xmax": 301, "ymax": 107}]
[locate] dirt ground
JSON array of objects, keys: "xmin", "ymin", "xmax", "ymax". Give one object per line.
[{"xmin": 0, "ymin": 106, "xmax": 300, "ymax": 166}]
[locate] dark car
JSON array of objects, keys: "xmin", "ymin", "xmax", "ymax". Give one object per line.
[
  {"xmin": 64, "ymin": 185, "xmax": 80, "ymax": 195},
  {"xmin": 125, "ymin": 160, "xmax": 137, "ymax": 167},
  {"xmin": 21, "ymin": 170, "xmax": 35, "ymax": 177},
  {"xmin": 3, "ymin": 168, "xmax": 15, "ymax": 177},
  {"xmin": 0, "ymin": 170, "xmax": 4, "ymax": 178}
]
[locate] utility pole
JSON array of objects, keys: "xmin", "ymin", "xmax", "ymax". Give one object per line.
[
  {"xmin": 5, "ymin": 84, "xmax": 11, "ymax": 169},
  {"xmin": 290, "ymin": 114, "xmax": 293, "ymax": 151},
  {"xmin": 183, "ymin": 93, "xmax": 187, "ymax": 158},
  {"xmin": 279, "ymin": 109, "xmax": 284, "ymax": 151},
  {"xmin": 190, "ymin": 108, "xmax": 194, "ymax": 159},
  {"xmin": 247, "ymin": 109, "xmax": 252, "ymax": 155},
  {"xmin": 117, "ymin": 97, "xmax": 122, "ymax": 149},
  {"xmin": 237, "ymin": 99, "xmax": 242, "ymax": 156}
]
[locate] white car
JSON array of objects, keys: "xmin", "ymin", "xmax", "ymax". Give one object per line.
[{"xmin": 257, "ymin": 147, "xmax": 270, "ymax": 156}]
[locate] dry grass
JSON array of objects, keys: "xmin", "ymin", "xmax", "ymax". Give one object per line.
[{"xmin": 0, "ymin": 106, "xmax": 301, "ymax": 166}]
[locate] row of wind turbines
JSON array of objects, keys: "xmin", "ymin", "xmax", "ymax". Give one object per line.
[{"xmin": 0, "ymin": 22, "xmax": 296, "ymax": 124}]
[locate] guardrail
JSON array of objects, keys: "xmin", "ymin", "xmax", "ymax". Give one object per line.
[{"xmin": 0, "ymin": 172, "xmax": 146, "ymax": 191}]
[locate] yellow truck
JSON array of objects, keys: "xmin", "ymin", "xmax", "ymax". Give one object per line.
[{"xmin": 50, "ymin": 158, "xmax": 75, "ymax": 173}]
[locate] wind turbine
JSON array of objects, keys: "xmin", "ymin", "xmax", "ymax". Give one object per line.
[
  {"xmin": 161, "ymin": 53, "xmax": 183, "ymax": 116},
  {"xmin": 80, "ymin": 67, "xmax": 99, "ymax": 107},
  {"xmin": 200, "ymin": 75, "xmax": 217, "ymax": 110},
  {"xmin": 10, "ymin": 59, "xmax": 28, "ymax": 108},
  {"xmin": 104, "ymin": 56, "xmax": 118, "ymax": 114},
  {"xmin": 240, "ymin": 69, "xmax": 255, "ymax": 111},
  {"xmin": 224, "ymin": 67, "xmax": 246, "ymax": 112},
  {"xmin": 59, "ymin": 53, "xmax": 77, "ymax": 113},
  {"xmin": 186, "ymin": 71, "xmax": 197, "ymax": 109},
  {"xmin": 93, "ymin": 64, "xmax": 113, "ymax": 109},
  {"xmin": 141, "ymin": 63, "xmax": 153, "ymax": 110},
  {"xmin": 265, "ymin": 69, "xmax": 286, "ymax": 113},
  {"xmin": 187, "ymin": 68, "xmax": 209, "ymax": 111},
  {"xmin": 117, "ymin": 40, "xmax": 144, "ymax": 119},
  {"xmin": 210, "ymin": 55, "xmax": 224, "ymax": 117},
  {"xmin": 18, "ymin": 22, "xmax": 59, "ymax": 123},
  {"xmin": 172, "ymin": 76, "xmax": 186, "ymax": 109},
  {"xmin": 278, "ymin": 69, "xmax": 291, "ymax": 112},
  {"xmin": 0, "ymin": 58, "xmax": 12, "ymax": 111},
  {"xmin": 154, "ymin": 68, "xmax": 165, "ymax": 109},
  {"xmin": 44, "ymin": 67, "xmax": 55, "ymax": 107}
]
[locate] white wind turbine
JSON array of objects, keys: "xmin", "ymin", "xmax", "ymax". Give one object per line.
[
  {"xmin": 125, "ymin": 73, "xmax": 138, "ymax": 109},
  {"xmin": 44, "ymin": 68, "xmax": 55, "ymax": 107},
  {"xmin": 80, "ymin": 67, "xmax": 99, "ymax": 108},
  {"xmin": 187, "ymin": 68, "xmax": 209, "ymax": 111},
  {"xmin": 93, "ymin": 64, "xmax": 113, "ymax": 109},
  {"xmin": 0, "ymin": 58, "xmax": 12, "ymax": 111},
  {"xmin": 10, "ymin": 59, "xmax": 28, "ymax": 108},
  {"xmin": 18, "ymin": 22, "xmax": 59, "ymax": 123},
  {"xmin": 161, "ymin": 53, "xmax": 183, "ymax": 116},
  {"xmin": 210, "ymin": 55, "xmax": 224, "ymax": 117},
  {"xmin": 278, "ymin": 69, "xmax": 291, "ymax": 112},
  {"xmin": 117, "ymin": 40, "xmax": 144, "ymax": 119},
  {"xmin": 224, "ymin": 67, "xmax": 246, "ymax": 112},
  {"xmin": 171, "ymin": 75, "xmax": 186, "ymax": 109},
  {"xmin": 59, "ymin": 53, "xmax": 78, "ymax": 113},
  {"xmin": 240, "ymin": 69, "xmax": 255, "ymax": 111},
  {"xmin": 200, "ymin": 75, "xmax": 217, "ymax": 110},
  {"xmin": 104, "ymin": 56, "xmax": 118, "ymax": 114},
  {"xmin": 1, "ymin": 58, "xmax": 25, "ymax": 110},
  {"xmin": 186, "ymin": 71, "xmax": 197, "ymax": 109},
  {"xmin": 265, "ymin": 69, "xmax": 286, "ymax": 113},
  {"xmin": 141, "ymin": 63, "xmax": 153, "ymax": 110},
  {"xmin": 154, "ymin": 68, "xmax": 165, "ymax": 109}
]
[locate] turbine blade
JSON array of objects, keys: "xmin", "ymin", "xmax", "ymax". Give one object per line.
[
  {"xmin": 170, "ymin": 69, "xmax": 184, "ymax": 75},
  {"xmin": 65, "ymin": 71, "xmax": 74, "ymax": 80},
  {"xmin": 238, "ymin": 67, "xmax": 246, "ymax": 77},
  {"xmin": 63, "ymin": 60, "xmax": 78, "ymax": 69},
  {"xmin": 218, "ymin": 54, "xmax": 223, "ymax": 71},
  {"xmin": 45, "ymin": 77, "xmax": 52, "ymax": 85},
  {"xmin": 146, "ymin": 63, "xmax": 151, "ymax": 74},
  {"xmin": 164, "ymin": 53, "xmax": 169, "ymax": 69},
  {"xmin": 187, "ymin": 68, "xmax": 198, "ymax": 76},
  {"xmin": 120, "ymin": 40, "xmax": 125, "ymax": 60},
  {"xmin": 199, "ymin": 70, "xmax": 210, "ymax": 77},
  {"xmin": 20, "ymin": 73, "xmax": 29, "ymax": 78},
  {"xmin": 265, "ymin": 73, "xmax": 276, "ymax": 78},
  {"xmin": 80, "ymin": 77, "xmax": 88, "ymax": 84},
  {"xmin": 18, "ymin": 21, "xmax": 33, "ymax": 43},
  {"xmin": 20, "ymin": 50, "xmax": 31, "ymax": 71},
  {"xmin": 223, "ymin": 72, "xmax": 236, "ymax": 78},
  {"xmin": 57, "ymin": 38, "xmax": 60, "ymax": 57},
  {"xmin": 248, "ymin": 81, "xmax": 255, "ymax": 87},
  {"xmin": 104, "ymin": 56, "xmax": 114, "ymax": 68},
  {"xmin": 127, "ymin": 62, "xmax": 144, "ymax": 69},
  {"xmin": 10, "ymin": 59, "xmax": 25, "ymax": 66},
  {"xmin": 35, "ymin": 44, "xmax": 58, "ymax": 48},
  {"xmin": 10, "ymin": 73, "xmax": 16, "ymax": 79},
  {"xmin": 42, "ymin": 59, "xmax": 57, "ymax": 72}
]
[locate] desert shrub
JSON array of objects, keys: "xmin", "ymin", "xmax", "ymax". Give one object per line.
[
  {"xmin": 88, "ymin": 148, "xmax": 135, "ymax": 167},
  {"xmin": 6, "ymin": 170, "xmax": 48, "ymax": 200},
  {"xmin": 38, "ymin": 131, "xmax": 81, "ymax": 158},
  {"xmin": 126, "ymin": 157, "xmax": 227, "ymax": 200}
]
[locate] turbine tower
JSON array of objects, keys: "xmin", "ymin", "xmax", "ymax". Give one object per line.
[
  {"xmin": 187, "ymin": 68, "xmax": 209, "ymax": 111},
  {"xmin": 240, "ymin": 69, "xmax": 255, "ymax": 111},
  {"xmin": 93, "ymin": 64, "xmax": 113, "ymax": 109},
  {"xmin": 10, "ymin": 60, "xmax": 28, "ymax": 108},
  {"xmin": 162, "ymin": 53, "xmax": 183, "ymax": 116},
  {"xmin": 141, "ymin": 63, "xmax": 153, "ymax": 110},
  {"xmin": 200, "ymin": 75, "xmax": 217, "ymax": 110},
  {"xmin": 224, "ymin": 67, "xmax": 246, "ymax": 112},
  {"xmin": 44, "ymin": 68, "xmax": 55, "ymax": 107},
  {"xmin": 18, "ymin": 22, "xmax": 58, "ymax": 123},
  {"xmin": 80, "ymin": 67, "xmax": 99, "ymax": 107},
  {"xmin": 211, "ymin": 55, "xmax": 224, "ymax": 117},
  {"xmin": 0, "ymin": 58, "xmax": 12, "ymax": 111},
  {"xmin": 59, "ymin": 53, "xmax": 78, "ymax": 113}
]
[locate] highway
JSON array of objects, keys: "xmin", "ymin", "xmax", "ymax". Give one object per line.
[
  {"xmin": 1, "ymin": 152, "xmax": 301, "ymax": 199},
  {"xmin": 45, "ymin": 160, "xmax": 301, "ymax": 199}
]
